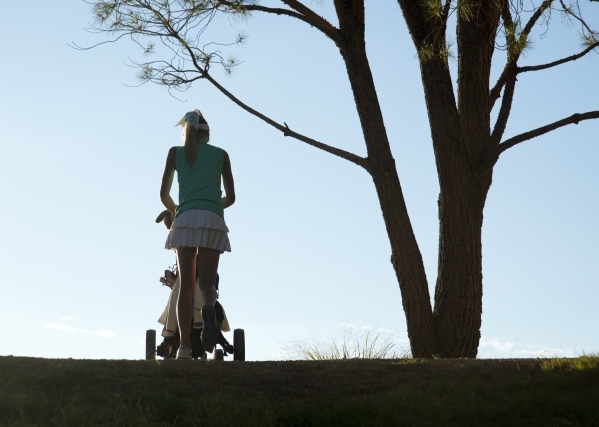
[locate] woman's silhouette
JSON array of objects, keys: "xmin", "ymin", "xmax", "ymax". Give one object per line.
[{"xmin": 160, "ymin": 110, "xmax": 235, "ymax": 359}]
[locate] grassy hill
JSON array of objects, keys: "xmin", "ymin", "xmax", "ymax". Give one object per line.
[{"xmin": 1, "ymin": 355, "xmax": 597, "ymax": 426}]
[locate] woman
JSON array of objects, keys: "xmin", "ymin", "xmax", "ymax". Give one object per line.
[{"xmin": 160, "ymin": 109, "xmax": 235, "ymax": 360}]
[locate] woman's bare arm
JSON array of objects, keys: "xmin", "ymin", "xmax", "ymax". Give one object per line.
[
  {"xmin": 160, "ymin": 147, "xmax": 178, "ymax": 214},
  {"xmin": 221, "ymin": 150, "xmax": 235, "ymax": 209}
]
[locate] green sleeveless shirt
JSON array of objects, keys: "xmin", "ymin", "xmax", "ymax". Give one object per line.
[{"xmin": 175, "ymin": 143, "xmax": 224, "ymax": 219}]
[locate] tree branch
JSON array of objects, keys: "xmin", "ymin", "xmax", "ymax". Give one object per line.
[
  {"xmin": 520, "ymin": 0, "xmax": 552, "ymax": 38},
  {"xmin": 489, "ymin": 67, "xmax": 509, "ymax": 112},
  {"xmin": 559, "ymin": 0, "xmax": 595, "ymax": 36},
  {"xmin": 499, "ymin": 111, "xmax": 599, "ymax": 154},
  {"xmin": 440, "ymin": 0, "xmax": 451, "ymax": 26},
  {"xmin": 490, "ymin": 64, "xmax": 517, "ymax": 145},
  {"xmin": 216, "ymin": 0, "xmax": 340, "ymax": 43},
  {"xmin": 518, "ymin": 41, "xmax": 599, "ymax": 73},
  {"xmin": 280, "ymin": 0, "xmax": 334, "ymax": 29},
  {"xmin": 202, "ymin": 70, "xmax": 367, "ymax": 167},
  {"xmin": 489, "ymin": 0, "xmax": 515, "ymax": 112},
  {"xmin": 489, "ymin": 0, "xmax": 553, "ymax": 111}
]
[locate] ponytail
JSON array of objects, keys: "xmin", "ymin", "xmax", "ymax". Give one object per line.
[
  {"xmin": 182, "ymin": 112, "xmax": 209, "ymax": 168},
  {"xmin": 183, "ymin": 123, "xmax": 199, "ymax": 168}
]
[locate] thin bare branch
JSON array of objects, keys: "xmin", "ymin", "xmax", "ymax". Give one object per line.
[
  {"xmin": 559, "ymin": 0, "xmax": 595, "ymax": 35},
  {"xmin": 68, "ymin": 32, "xmax": 132, "ymax": 50},
  {"xmin": 499, "ymin": 111, "xmax": 599, "ymax": 154},
  {"xmin": 216, "ymin": 0, "xmax": 340, "ymax": 43},
  {"xmin": 518, "ymin": 41, "xmax": 599, "ymax": 72},
  {"xmin": 203, "ymin": 71, "xmax": 367, "ymax": 167}
]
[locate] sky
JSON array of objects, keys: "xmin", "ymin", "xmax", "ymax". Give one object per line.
[{"xmin": 0, "ymin": 1, "xmax": 597, "ymax": 361}]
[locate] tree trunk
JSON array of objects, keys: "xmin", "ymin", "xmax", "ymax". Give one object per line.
[
  {"xmin": 413, "ymin": 53, "xmax": 495, "ymax": 357},
  {"xmin": 334, "ymin": 0, "xmax": 499, "ymax": 357},
  {"xmin": 334, "ymin": 0, "xmax": 438, "ymax": 357},
  {"xmin": 370, "ymin": 164, "xmax": 440, "ymax": 357},
  {"xmin": 433, "ymin": 180, "xmax": 489, "ymax": 357},
  {"xmin": 429, "ymin": 3, "xmax": 500, "ymax": 357},
  {"xmin": 415, "ymin": 51, "xmax": 495, "ymax": 357}
]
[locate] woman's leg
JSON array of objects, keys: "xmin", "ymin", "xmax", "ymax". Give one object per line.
[
  {"xmin": 176, "ymin": 246, "xmax": 197, "ymax": 349},
  {"xmin": 196, "ymin": 247, "xmax": 220, "ymax": 305},
  {"xmin": 197, "ymin": 248, "xmax": 220, "ymax": 351}
]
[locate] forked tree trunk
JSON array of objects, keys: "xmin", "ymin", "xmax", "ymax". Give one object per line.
[
  {"xmin": 418, "ymin": 49, "xmax": 495, "ymax": 357},
  {"xmin": 333, "ymin": 0, "xmax": 500, "ymax": 357}
]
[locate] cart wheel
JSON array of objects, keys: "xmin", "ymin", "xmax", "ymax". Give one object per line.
[
  {"xmin": 214, "ymin": 349, "xmax": 224, "ymax": 361},
  {"xmin": 146, "ymin": 329, "xmax": 156, "ymax": 360},
  {"xmin": 233, "ymin": 329, "xmax": 245, "ymax": 361}
]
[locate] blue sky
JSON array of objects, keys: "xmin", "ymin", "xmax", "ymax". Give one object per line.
[{"xmin": 0, "ymin": 1, "xmax": 597, "ymax": 361}]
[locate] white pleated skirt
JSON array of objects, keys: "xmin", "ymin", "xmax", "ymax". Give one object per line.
[{"xmin": 164, "ymin": 208, "xmax": 231, "ymax": 253}]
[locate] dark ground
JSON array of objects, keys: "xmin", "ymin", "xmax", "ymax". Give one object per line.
[
  {"xmin": 1, "ymin": 356, "xmax": 598, "ymax": 426},
  {"xmin": 0, "ymin": 356, "xmax": 595, "ymax": 400}
]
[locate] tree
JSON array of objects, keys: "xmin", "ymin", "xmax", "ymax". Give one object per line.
[{"xmin": 83, "ymin": 0, "xmax": 599, "ymax": 357}]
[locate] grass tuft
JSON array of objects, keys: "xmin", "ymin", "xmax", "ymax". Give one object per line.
[
  {"xmin": 282, "ymin": 327, "xmax": 410, "ymax": 360},
  {"xmin": 540, "ymin": 353, "xmax": 599, "ymax": 372}
]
